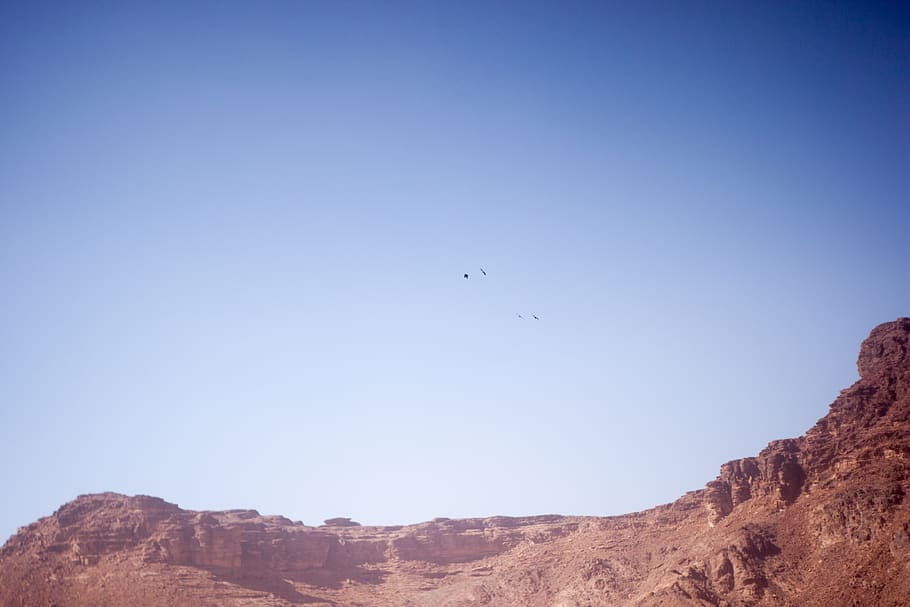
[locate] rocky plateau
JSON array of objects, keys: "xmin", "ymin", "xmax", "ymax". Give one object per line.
[{"xmin": 2, "ymin": 318, "xmax": 909, "ymax": 606}]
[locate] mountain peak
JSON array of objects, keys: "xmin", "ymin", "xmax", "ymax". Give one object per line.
[{"xmin": 857, "ymin": 317, "xmax": 910, "ymax": 379}]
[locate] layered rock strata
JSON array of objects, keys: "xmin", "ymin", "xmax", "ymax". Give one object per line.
[{"xmin": 2, "ymin": 318, "xmax": 908, "ymax": 607}]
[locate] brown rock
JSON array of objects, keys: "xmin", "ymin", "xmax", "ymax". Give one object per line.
[
  {"xmin": 2, "ymin": 317, "xmax": 909, "ymax": 607},
  {"xmin": 323, "ymin": 517, "xmax": 361, "ymax": 527}
]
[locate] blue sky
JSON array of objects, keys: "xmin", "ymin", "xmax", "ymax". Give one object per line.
[{"xmin": 1, "ymin": 1, "xmax": 908, "ymax": 541}]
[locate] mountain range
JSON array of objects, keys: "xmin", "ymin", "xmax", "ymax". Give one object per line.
[{"xmin": 2, "ymin": 318, "xmax": 908, "ymax": 606}]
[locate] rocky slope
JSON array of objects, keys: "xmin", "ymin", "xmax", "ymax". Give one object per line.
[{"xmin": 2, "ymin": 318, "xmax": 908, "ymax": 607}]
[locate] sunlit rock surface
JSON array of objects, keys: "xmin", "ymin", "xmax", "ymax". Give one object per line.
[{"xmin": 2, "ymin": 318, "xmax": 908, "ymax": 606}]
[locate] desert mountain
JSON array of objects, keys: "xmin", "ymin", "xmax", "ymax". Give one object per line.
[{"xmin": 2, "ymin": 318, "xmax": 908, "ymax": 607}]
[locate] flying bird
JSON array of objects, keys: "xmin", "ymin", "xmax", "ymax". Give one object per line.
[
  {"xmin": 480, "ymin": 268, "xmax": 487, "ymax": 276},
  {"xmin": 533, "ymin": 315, "xmax": 539, "ymax": 320},
  {"xmin": 516, "ymin": 313, "xmax": 524, "ymax": 319},
  {"xmin": 464, "ymin": 273, "xmax": 469, "ymax": 279}
]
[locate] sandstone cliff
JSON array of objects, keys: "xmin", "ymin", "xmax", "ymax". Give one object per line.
[{"xmin": 2, "ymin": 318, "xmax": 908, "ymax": 607}]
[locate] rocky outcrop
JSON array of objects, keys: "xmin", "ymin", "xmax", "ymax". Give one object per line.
[
  {"xmin": 0, "ymin": 494, "xmax": 576, "ymax": 582},
  {"xmin": 3, "ymin": 494, "xmax": 178, "ymax": 566},
  {"xmin": 857, "ymin": 318, "xmax": 910, "ymax": 380},
  {"xmin": 705, "ymin": 318, "xmax": 910, "ymax": 529},
  {"xmin": 323, "ymin": 517, "xmax": 361, "ymax": 527},
  {"xmin": 2, "ymin": 318, "xmax": 909, "ymax": 607},
  {"xmin": 706, "ymin": 438, "xmax": 806, "ymax": 524},
  {"xmin": 147, "ymin": 513, "xmax": 336, "ymax": 575}
]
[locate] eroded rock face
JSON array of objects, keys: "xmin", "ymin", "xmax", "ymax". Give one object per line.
[
  {"xmin": 857, "ymin": 317, "xmax": 910, "ymax": 379},
  {"xmin": 706, "ymin": 439, "xmax": 806, "ymax": 524},
  {"xmin": 2, "ymin": 318, "xmax": 909, "ymax": 607}
]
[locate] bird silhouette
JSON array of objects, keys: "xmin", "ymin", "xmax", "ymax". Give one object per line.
[
  {"xmin": 533, "ymin": 315, "xmax": 539, "ymax": 320},
  {"xmin": 480, "ymin": 268, "xmax": 487, "ymax": 276},
  {"xmin": 464, "ymin": 273, "xmax": 469, "ymax": 279},
  {"xmin": 516, "ymin": 313, "xmax": 524, "ymax": 319}
]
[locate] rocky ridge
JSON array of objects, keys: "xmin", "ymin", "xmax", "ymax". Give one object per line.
[{"xmin": 2, "ymin": 318, "xmax": 908, "ymax": 606}]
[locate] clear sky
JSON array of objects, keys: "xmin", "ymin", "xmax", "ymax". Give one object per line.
[{"xmin": 1, "ymin": 1, "xmax": 908, "ymax": 542}]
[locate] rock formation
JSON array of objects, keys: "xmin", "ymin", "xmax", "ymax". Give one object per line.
[{"xmin": 2, "ymin": 318, "xmax": 908, "ymax": 606}]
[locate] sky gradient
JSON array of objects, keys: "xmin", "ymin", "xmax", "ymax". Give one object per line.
[{"xmin": 1, "ymin": 1, "xmax": 908, "ymax": 542}]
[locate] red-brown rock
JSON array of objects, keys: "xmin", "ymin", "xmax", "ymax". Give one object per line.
[{"xmin": 2, "ymin": 318, "xmax": 909, "ymax": 606}]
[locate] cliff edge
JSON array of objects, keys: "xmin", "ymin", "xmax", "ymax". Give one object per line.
[{"xmin": 2, "ymin": 319, "xmax": 908, "ymax": 607}]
